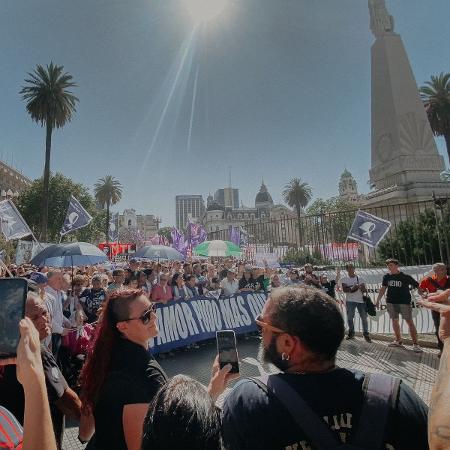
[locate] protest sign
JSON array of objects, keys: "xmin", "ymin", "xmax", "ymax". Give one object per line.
[
  {"xmin": 347, "ymin": 210, "xmax": 391, "ymax": 248},
  {"xmin": 254, "ymin": 252, "xmax": 280, "ymax": 268}
]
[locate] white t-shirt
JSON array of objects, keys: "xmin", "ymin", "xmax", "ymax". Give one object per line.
[
  {"xmin": 221, "ymin": 278, "xmax": 239, "ymax": 297},
  {"xmin": 340, "ymin": 275, "xmax": 365, "ymax": 303}
]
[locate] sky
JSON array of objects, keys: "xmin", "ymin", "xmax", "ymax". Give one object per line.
[{"xmin": 1, "ymin": 0, "xmax": 449, "ymax": 226}]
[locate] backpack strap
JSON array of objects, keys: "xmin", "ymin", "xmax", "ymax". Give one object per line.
[
  {"xmin": 249, "ymin": 374, "xmax": 341, "ymax": 449},
  {"xmin": 350, "ymin": 373, "xmax": 401, "ymax": 450},
  {"xmin": 248, "ymin": 372, "xmax": 401, "ymax": 450}
]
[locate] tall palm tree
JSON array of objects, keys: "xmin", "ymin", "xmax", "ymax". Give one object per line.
[
  {"xmin": 20, "ymin": 62, "xmax": 78, "ymax": 241},
  {"xmin": 283, "ymin": 178, "xmax": 312, "ymax": 246},
  {"xmin": 94, "ymin": 176, "xmax": 123, "ymax": 243},
  {"xmin": 420, "ymin": 72, "xmax": 450, "ymax": 165}
]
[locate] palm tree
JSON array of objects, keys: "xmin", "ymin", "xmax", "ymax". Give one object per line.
[
  {"xmin": 94, "ymin": 176, "xmax": 123, "ymax": 243},
  {"xmin": 20, "ymin": 62, "xmax": 78, "ymax": 241},
  {"xmin": 283, "ymin": 178, "xmax": 312, "ymax": 247},
  {"xmin": 420, "ymin": 72, "xmax": 450, "ymax": 165}
]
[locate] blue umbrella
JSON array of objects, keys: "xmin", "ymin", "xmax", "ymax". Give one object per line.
[
  {"xmin": 134, "ymin": 245, "xmax": 184, "ymax": 261},
  {"xmin": 30, "ymin": 242, "xmax": 108, "ymax": 267}
]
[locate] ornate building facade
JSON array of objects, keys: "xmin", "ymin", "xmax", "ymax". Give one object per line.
[{"xmin": 0, "ymin": 160, "xmax": 32, "ymax": 200}]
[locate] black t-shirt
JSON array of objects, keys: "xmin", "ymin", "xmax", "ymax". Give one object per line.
[
  {"xmin": 80, "ymin": 288, "xmax": 106, "ymax": 323},
  {"xmin": 222, "ymin": 369, "xmax": 428, "ymax": 450},
  {"xmin": 94, "ymin": 339, "xmax": 167, "ymax": 450},
  {"xmin": 239, "ymin": 276, "xmax": 260, "ymax": 291},
  {"xmin": 0, "ymin": 346, "xmax": 68, "ymax": 448},
  {"xmin": 322, "ymin": 280, "xmax": 336, "ymax": 299},
  {"xmin": 382, "ymin": 272, "xmax": 419, "ymax": 304}
]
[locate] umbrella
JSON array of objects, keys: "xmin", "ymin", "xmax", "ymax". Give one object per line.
[
  {"xmin": 30, "ymin": 242, "xmax": 108, "ymax": 267},
  {"xmin": 133, "ymin": 245, "xmax": 184, "ymax": 261},
  {"xmin": 193, "ymin": 240, "xmax": 242, "ymax": 257}
]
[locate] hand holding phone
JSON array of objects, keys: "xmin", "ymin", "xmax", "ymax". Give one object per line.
[
  {"xmin": 216, "ymin": 330, "xmax": 239, "ymax": 374},
  {"xmin": 0, "ymin": 278, "xmax": 28, "ymax": 359}
]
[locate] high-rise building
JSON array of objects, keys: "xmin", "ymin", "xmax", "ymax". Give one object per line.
[
  {"xmin": 213, "ymin": 188, "xmax": 239, "ymax": 208},
  {"xmin": 175, "ymin": 195, "xmax": 205, "ymax": 229}
]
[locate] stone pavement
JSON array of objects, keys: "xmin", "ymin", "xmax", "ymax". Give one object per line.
[{"xmin": 63, "ymin": 335, "xmax": 440, "ymax": 450}]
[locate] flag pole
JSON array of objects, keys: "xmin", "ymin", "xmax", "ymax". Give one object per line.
[{"xmin": 0, "ymin": 258, "xmax": 14, "ymax": 278}]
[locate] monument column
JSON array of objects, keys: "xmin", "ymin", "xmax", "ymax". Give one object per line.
[{"xmin": 366, "ymin": 0, "xmax": 448, "ymax": 205}]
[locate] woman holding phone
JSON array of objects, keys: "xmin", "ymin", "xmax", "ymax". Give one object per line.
[{"xmin": 79, "ymin": 289, "xmax": 166, "ymax": 450}]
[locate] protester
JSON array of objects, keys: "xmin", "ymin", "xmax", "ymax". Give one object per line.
[
  {"xmin": 284, "ymin": 269, "xmax": 302, "ymax": 286},
  {"xmin": 270, "ymin": 273, "xmax": 282, "ymax": 290},
  {"xmin": 419, "ymin": 262, "xmax": 450, "ymax": 357},
  {"xmin": 79, "ymin": 289, "xmax": 166, "ymax": 450},
  {"xmin": 137, "ymin": 270, "xmax": 151, "ymax": 297},
  {"xmin": 418, "ymin": 290, "xmax": 450, "ymax": 450},
  {"xmin": 0, "ymin": 291, "xmax": 82, "ymax": 449},
  {"xmin": 220, "ymin": 268, "xmax": 239, "ymax": 297},
  {"xmin": 141, "ymin": 375, "xmax": 223, "ymax": 450},
  {"xmin": 185, "ymin": 275, "xmax": 199, "ymax": 298},
  {"xmin": 302, "ymin": 263, "xmax": 321, "ymax": 287},
  {"xmin": 320, "ymin": 273, "xmax": 337, "ymax": 299},
  {"xmin": 220, "ymin": 286, "xmax": 428, "ymax": 449},
  {"xmin": 151, "ymin": 274, "xmax": 173, "ymax": 303},
  {"xmin": 45, "ymin": 270, "xmax": 72, "ymax": 359},
  {"xmin": 108, "ymin": 269, "xmax": 125, "ymax": 293},
  {"xmin": 0, "ymin": 318, "xmax": 58, "ymax": 450},
  {"xmin": 79, "ymin": 275, "xmax": 107, "ymax": 323},
  {"xmin": 63, "ymin": 275, "xmax": 85, "ymax": 327},
  {"xmin": 172, "ymin": 273, "xmax": 190, "ymax": 300},
  {"xmin": 239, "ymin": 266, "xmax": 260, "ymax": 292},
  {"xmin": 376, "ymin": 259, "xmax": 424, "ymax": 352},
  {"xmin": 340, "ymin": 263, "xmax": 371, "ymax": 342}
]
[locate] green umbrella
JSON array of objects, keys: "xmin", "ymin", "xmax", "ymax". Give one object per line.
[{"xmin": 193, "ymin": 240, "xmax": 242, "ymax": 257}]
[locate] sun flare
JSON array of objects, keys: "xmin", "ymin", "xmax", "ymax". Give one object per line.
[{"xmin": 184, "ymin": 0, "xmax": 228, "ymax": 24}]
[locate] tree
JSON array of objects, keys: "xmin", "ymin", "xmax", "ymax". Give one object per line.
[
  {"xmin": 420, "ymin": 72, "xmax": 450, "ymax": 164},
  {"xmin": 282, "ymin": 178, "xmax": 312, "ymax": 246},
  {"xmin": 16, "ymin": 173, "xmax": 105, "ymax": 243},
  {"xmin": 94, "ymin": 176, "xmax": 123, "ymax": 244},
  {"xmin": 20, "ymin": 62, "xmax": 78, "ymax": 241}
]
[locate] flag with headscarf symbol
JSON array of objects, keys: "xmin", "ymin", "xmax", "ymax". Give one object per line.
[
  {"xmin": 0, "ymin": 199, "xmax": 32, "ymax": 241},
  {"xmin": 347, "ymin": 210, "xmax": 391, "ymax": 248},
  {"xmin": 187, "ymin": 220, "xmax": 207, "ymax": 247},
  {"xmin": 171, "ymin": 227, "xmax": 188, "ymax": 255},
  {"xmin": 60, "ymin": 196, "xmax": 93, "ymax": 236},
  {"xmin": 109, "ymin": 212, "xmax": 119, "ymax": 242}
]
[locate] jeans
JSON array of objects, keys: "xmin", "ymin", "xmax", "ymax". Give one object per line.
[
  {"xmin": 346, "ymin": 301, "xmax": 369, "ymax": 335},
  {"xmin": 431, "ymin": 310, "xmax": 443, "ymax": 351}
]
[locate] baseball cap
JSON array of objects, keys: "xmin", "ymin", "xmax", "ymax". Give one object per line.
[
  {"xmin": 227, "ymin": 268, "xmax": 236, "ymax": 274},
  {"xmin": 29, "ymin": 272, "xmax": 48, "ymax": 285}
]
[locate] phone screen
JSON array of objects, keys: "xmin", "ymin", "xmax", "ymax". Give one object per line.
[
  {"xmin": 0, "ymin": 278, "xmax": 28, "ymax": 359},
  {"xmin": 216, "ymin": 330, "xmax": 239, "ymax": 373}
]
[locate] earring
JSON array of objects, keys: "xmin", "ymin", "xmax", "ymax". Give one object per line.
[{"xmin": 281, "ymin": 352, "xmax": 290, "ymax": 361}]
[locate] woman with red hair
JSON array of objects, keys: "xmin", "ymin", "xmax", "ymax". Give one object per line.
[{"xmin": 78, "ymin": 289, "xmax": 166, "ymax": 450}]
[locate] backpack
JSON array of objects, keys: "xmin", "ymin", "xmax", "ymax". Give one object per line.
[
  {"xmin": 427, "ymin": 276, "xmax": 450, "ymax": 291},
  {"xmin": 249, "ymin": 372, "xmax": 400, "ymax": 450}
]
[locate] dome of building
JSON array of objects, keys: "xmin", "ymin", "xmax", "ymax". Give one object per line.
[
  {"xmin": 255, "ymin": 181, "xmax": 273, "ymax": 206},
  {"xmin": 206, "ymin": 201, "xmax": 224, "ymax": 211}
]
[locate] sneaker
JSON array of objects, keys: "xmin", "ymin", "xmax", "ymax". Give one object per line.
[
  {"xmin": 345, "ymin": 333, "xmax": 355, "ymax": 340},
  {"xmin": 363, "ymin": 334, "xmax": 372, "ymax": 343},
  {"xmin": 412, "ymin": 344, "xmax": 423, "ymax": 353},
  {"xmin": 388, "ymin": 340, "xmax": 404, "ymax": 348}
]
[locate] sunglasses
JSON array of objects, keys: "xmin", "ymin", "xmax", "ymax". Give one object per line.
[
  {"xmin": 123, "ymin": 304, "xmax": 156, "ymax": 325},
  {"xmin": 255, "ymin": 314, "xmax": 285, "ymax": 334}
]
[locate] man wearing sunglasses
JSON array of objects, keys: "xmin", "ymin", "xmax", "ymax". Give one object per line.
[{"xmin": 221, "ymin": 286, "xmax": 428, "ymax": 450}]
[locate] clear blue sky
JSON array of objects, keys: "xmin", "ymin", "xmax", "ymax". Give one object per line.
[{"xmin": 1, "ymin": 0, "xmax": 449, "ymax": 226}]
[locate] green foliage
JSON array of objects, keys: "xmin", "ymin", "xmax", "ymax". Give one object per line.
[
  {"xmin": 0, "ymin": 236, "xmax": 16, "ymax": 264},
  {"xmin": 16, "ymin": 173, "xmax": 106, "ymax": 244},
  {"xmin": 158, "ymin": 227, "xmax": 172, "ymax": 243},
  {"xmin": 282, "ymin": 178, "xmax": 312, "ymax": 216},
  {"xmin": 378, "ymin": 209, "xmax": 450, "ymax": 265},
  {"xmin": 282, "ymin": 248, "xmax": 328, "ymax": 266}
]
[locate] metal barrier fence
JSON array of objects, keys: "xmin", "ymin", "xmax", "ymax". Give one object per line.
[
  {"xmin": 322, "ymin": 266, "xmax": 435, "ymax": 335},
  {"xmin": 207, "ymin": 198, "xmax": 450, "ymax": 266}
]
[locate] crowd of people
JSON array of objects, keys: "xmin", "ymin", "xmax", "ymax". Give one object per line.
[{"xmin": 0, "ymin": 255, "xmax": 449, "ymax": 449}]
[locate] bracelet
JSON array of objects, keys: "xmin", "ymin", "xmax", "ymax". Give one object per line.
[{"xmin": 78, "ymin": 435, "xmax": 88, "ymax": 444}]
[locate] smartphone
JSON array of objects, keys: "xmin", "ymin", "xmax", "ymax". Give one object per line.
[
  {"xmin": 216, "ymin": 330, "xmax": 239, "ymax": 374},
  {"xmin": 0, "ymin": 278, "xmax": 28, "ymax": 359}
]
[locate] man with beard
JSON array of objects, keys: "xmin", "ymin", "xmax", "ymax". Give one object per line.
[{"xmin": 221, "ymin": 286, "xmax": 428, "ymax": 450}]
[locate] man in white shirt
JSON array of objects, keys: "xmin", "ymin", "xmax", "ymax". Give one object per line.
[
  {"xmin": 45, "ymin": 271, "xmax": 71, "ymax": 358},
  {"xmin": 220, "ymin": 269, "xmax": 239, "ymax": 297},
  {"xmin": 340, "ymin": 264, "xmax": 371, "ymax": 343}
]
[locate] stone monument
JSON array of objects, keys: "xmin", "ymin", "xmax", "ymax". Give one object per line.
[{"xmin": 365, "ymin": 0, "xmax": 449, "ymax": 206}]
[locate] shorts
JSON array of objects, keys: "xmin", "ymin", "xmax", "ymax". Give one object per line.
[{"xmin": 386, "ymin": 303, "xmax": 412, "ymax": 321}]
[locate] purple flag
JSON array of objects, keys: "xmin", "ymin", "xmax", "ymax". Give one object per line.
[
  {"xmin": 171, "ymin": 227, "xmax": 188, "ymax": 254},
  {"xmin": 187, "ymin": 221, "xmax": 207, "ymax": 247},
  {"xmin": 229, "ymin": 226, "xmax": 240, "ymax": 246}
]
